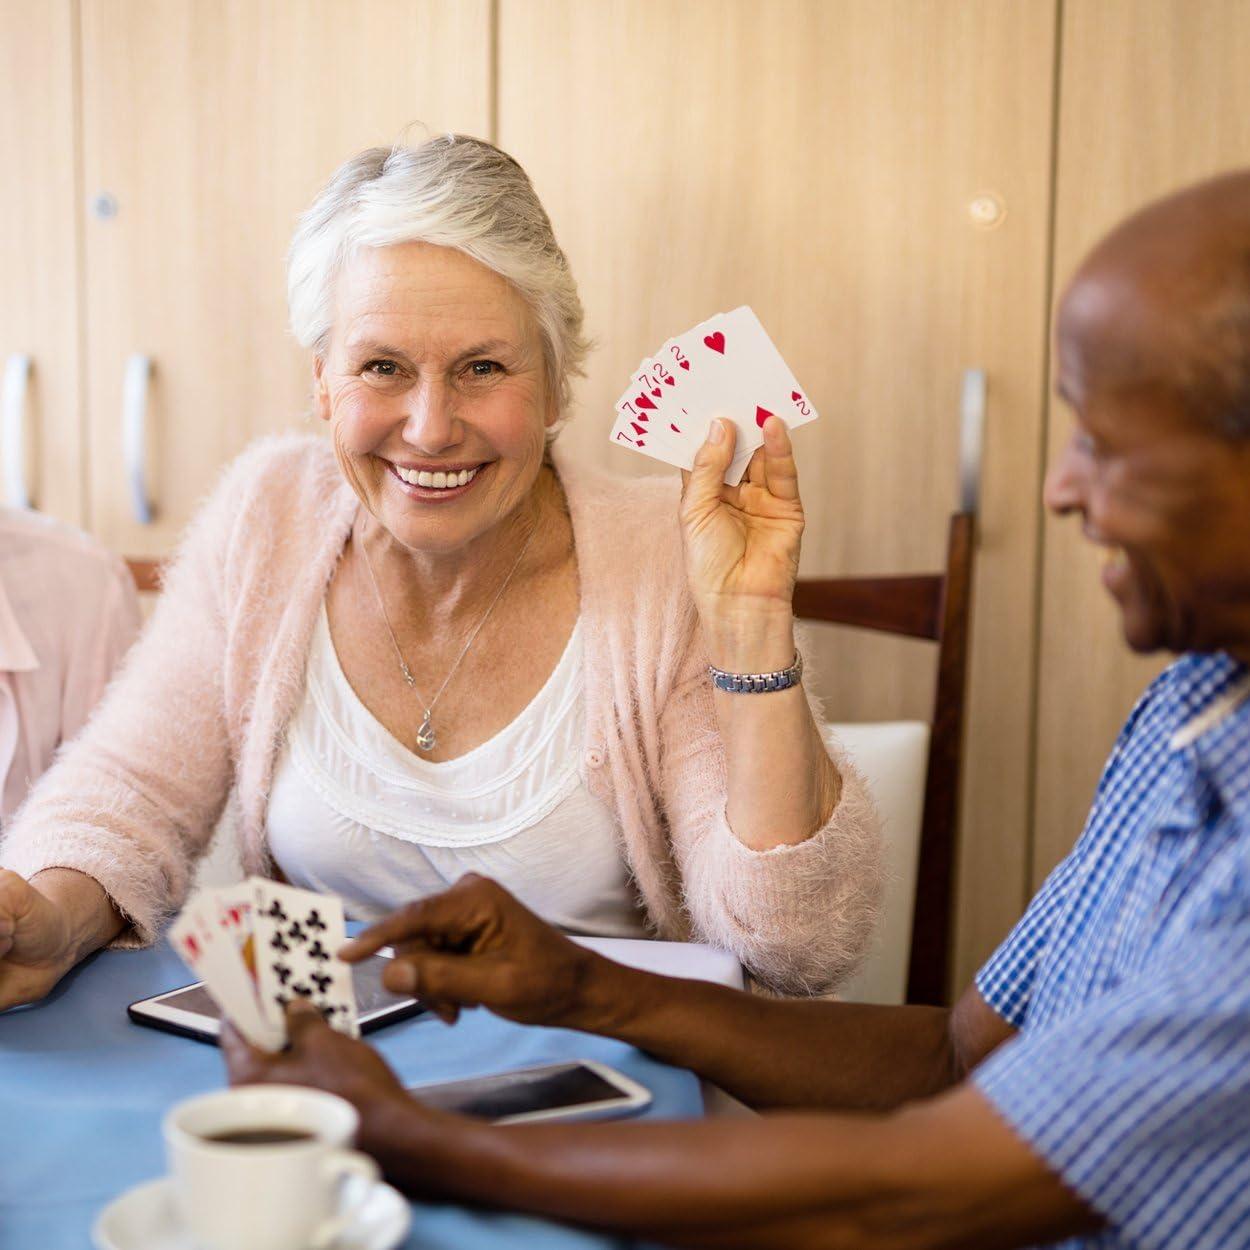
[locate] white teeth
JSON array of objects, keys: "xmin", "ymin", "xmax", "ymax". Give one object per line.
[{"xmin": 395, "ymin": 465, "xmax": 478, "ymax": 489}]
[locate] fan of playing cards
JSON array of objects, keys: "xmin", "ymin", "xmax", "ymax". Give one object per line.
[
  {"xmin": 169, "ymin": 879, "xmax": 359, "ymax": 1051},
  {"xmin": 609, "ymin": 305, "xmax": 819, "ymax": 484}
]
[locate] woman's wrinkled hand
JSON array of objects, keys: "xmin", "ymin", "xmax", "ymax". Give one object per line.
[
  {"xmin": 0, "ymin": 869, "xmax": 77, "ymax": 1010},
  {"xmin": 678, "ymin": 416, "xmax": 804, "ymax": 652},
  {"xmin": 338, "ymin": 874, "xmax": 609, "ymax": 1031}
]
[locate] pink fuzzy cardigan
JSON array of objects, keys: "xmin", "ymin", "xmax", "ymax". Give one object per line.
[{"xmin": 0, "ymin": 435, "xmax": 880, "ymax": 994}]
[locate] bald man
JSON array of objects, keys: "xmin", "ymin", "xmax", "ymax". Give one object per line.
[{"xmin": 224, "ymin": 171, "xmax": 1250, "ymax": 1250}]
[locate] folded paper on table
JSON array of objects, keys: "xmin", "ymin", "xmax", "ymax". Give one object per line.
[{"xmin": 572, "ymin": 936, "xmax": 744, "ymax": 990}]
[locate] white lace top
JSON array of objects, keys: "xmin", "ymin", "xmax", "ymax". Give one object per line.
[{"xmin": 266, "ymin": 605, "xmax": 649, "ymax": 938}]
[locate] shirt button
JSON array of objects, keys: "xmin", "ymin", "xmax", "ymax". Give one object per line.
[{"xmin": 585, "ymin": 747, "xmax": 605, "ymax": 768}]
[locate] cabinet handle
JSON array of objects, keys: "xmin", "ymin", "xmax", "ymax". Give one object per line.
[
  {"xmin": 123, "ymin": 354, "xmax": 153, "ymax": 523},
  {"xmin": 959, "ymin": 368, "xmax": 986, "ymax": 517},
  {"xmin": 2, "ymin": 354, "xmax": 34, "ymax": 510}
]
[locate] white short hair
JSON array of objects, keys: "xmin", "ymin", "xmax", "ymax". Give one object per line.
[{"xmin": 287, "ymin": 135, "xmax": 590, "ymax": 417}]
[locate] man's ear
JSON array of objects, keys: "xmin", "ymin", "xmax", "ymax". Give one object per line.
[{"xmin": 313, "ymin": 356, "xmax": 331, "ymax": 423}]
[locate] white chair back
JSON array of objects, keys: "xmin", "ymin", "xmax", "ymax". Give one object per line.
[{"xmin": 825, "ymin": 721, "xmax": 930, "ymax": 1004}]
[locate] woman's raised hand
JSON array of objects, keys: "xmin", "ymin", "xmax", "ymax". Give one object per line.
[{"xmin": 679, "ymin": 416, "xmax": 804, "ymax": 663}]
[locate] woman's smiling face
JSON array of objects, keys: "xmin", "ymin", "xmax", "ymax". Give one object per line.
[{"xmin": 315, "ymin": 241, "xmax": 554, "ymax": 554}]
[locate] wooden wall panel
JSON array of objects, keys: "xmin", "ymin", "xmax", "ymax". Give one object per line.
[
  {"xmin": 79, "ymin": 0, "xmax": 491, "ymax": 555},
  {"xmin": 498, "ymin": 0, "xmax": 1059, "ymax": 988},
  {"xmin": 0, "ymin": 0, "xmax": 83, "ymax": 524},
  {"xmin": 1034, "ymin": 0, "xmax": 1250, "ymax": 884}
]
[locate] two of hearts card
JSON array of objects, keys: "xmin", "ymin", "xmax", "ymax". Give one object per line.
[
  {"xmin": 169, "ymin": 878, "xmax": 358, "ymax": 1051},
  {"xmin": 608, "ymin": 305, "xmax": 819, "ymax": 484}
]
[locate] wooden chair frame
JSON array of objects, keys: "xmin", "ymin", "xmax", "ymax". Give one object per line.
[
  {"xmin": 125, "ymin": 558, "xmax": 162, "ymax": 594},
  {"xmin": 793, "ymin": 511, "xmax": 974, "ymax": 1004},
  {"xmin": 793, "ymin": 371, "xmax": 983, "ymax": 1005}
]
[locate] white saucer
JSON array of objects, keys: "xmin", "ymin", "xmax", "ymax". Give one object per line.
[{"xmin": 92, "ymin": 1175, "xmax": 411, "ymax": 1250}]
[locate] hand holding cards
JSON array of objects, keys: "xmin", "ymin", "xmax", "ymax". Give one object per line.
[
  {"xmin": 609, "ymin": 305, "xmax": 818, "ymax": 483},
  {"xmin": 169, "ymin": 878, "xmax": 358, "ymax": 1051}
]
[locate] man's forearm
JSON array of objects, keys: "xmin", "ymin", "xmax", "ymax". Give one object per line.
[
  {"xmin": 573, "ymin": 958, "xmax": 960, "ymax": 1111},
  {"xmin": 361, "ymin": 1085, "xmax": 1096, "ymax": 1250},
  {"xmin": 364, "ymin": 1095, "xmax": 901, "ymax": 1242}
]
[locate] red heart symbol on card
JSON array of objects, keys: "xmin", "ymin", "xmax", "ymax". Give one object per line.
[
  {"xmin": 791, "ymin": 391, "xmax": 802, "ymax": 401},
  {"xmin": 664, "ymin": 375, "xmax": 675, "ymax": 385},
  {"xmin": 755, "ymin": 406, "xmax": 774, "ymax": 428},
  {"xmin": 631, "ymin": 421, "xmax": 647, "ymax": 436},
  {"xmin": 670, "ymin": 423, "xmax": 682, "ymax": 433},
  {"xmin": 634, "ymin": 410, "xmax": 649, "ymax": 421},
  {"xmin": 704, "ymin": 332, "xmax": 725, "ymax": 354},
  {"xmin": 651, "ymin": 387, "xmax": 661, "ymax": 397},
  {"xmin": 679, "ymin": 360, "xmax": 690, "ymax": 370},
  {"xmin": 635, "ymin": 394, "xmax": 657, "ymax": 411}
]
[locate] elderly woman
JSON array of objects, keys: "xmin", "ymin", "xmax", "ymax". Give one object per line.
[{"xmin": 0, "ymin": 136, "xmax": 878, "ymax": 1009}]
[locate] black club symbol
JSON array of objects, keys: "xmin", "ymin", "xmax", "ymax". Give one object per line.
[
  {"xmin": 274, "ymin": 993, "xmax": 290, "ymax": 1011},
  {"xmin": 269, "ymin": 932, "xmax": 290, "ymax": 952},
  {"xmin": 305, "ymin": 909, "xmax": 327, "ymax": 932},
  {"xmin": 287, "ymin": 921, "xmax": 306, "ymax": 943},
  {"xmin": 307, "ymin": 940, "xmax": 330, "ymax": 964},
  {"xmin": 263, "ymin": 900, "xmax": 288, "ymax": 922},
  {"xmin": 311, "ymin": 972, "xmax": 332, "ymax": 993},
  {"xmin": 272, "ymin": 962, "xmax": 292, "ymax": 986},
  {"xmin": 318, "ymin": 1004, "xmax": 337, "ymax": 1020},
  {"xmin": 292, "ymin": 982, "xmax": 313, "ymax": 998}
]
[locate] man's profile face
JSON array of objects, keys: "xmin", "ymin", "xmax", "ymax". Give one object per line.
[{"xmin": 1044, "ymin": 272, "xmax": 1250, "ymax": 657}]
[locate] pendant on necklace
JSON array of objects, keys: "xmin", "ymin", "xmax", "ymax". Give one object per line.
[{"xmin": 416, "ymin": 711, "xmax": 436, "ymax": 753}]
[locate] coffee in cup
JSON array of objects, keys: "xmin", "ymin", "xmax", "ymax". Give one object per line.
[{"xmin": 201, "ymin": 1128, "xmax": 315, "ymax": 1146}]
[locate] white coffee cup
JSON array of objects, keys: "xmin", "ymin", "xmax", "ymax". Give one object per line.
[{"xmin": 163, "ymin": 1084, "xmax": 380, "ymax": 1250}]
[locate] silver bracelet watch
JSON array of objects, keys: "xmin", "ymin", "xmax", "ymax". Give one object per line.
[{"xmin": 708, "ymin": 650, "xmax": 804, "ymax": 693}]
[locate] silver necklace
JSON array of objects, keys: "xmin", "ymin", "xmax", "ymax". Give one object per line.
[{"xmin": 358, "ymin": 515, "xmax": 539, "ymax": 753}]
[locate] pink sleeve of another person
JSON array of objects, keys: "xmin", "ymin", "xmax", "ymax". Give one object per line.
[
  {"xmin": 59, "ymin": 554, "xmax": 143, "ymax": 743},
  {"xmin": 0, "ymin": 475, "xmax": 241, "ymax": 946}
]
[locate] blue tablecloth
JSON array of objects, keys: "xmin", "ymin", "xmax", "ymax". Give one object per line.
[{"xmin": 0, "ymin": 936, "xmax": 704, "ymax": 1249}]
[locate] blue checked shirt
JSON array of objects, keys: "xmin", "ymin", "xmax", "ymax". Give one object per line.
[{"xmin": 973, "ymin": 651, "xmax": 1250, "ymax": 1250}]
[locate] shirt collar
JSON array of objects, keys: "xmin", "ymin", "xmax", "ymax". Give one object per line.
[
  {"xmin": 0, "ymin": 574, "xmax": 38, "ymax": 674},
  {"xmin": 1168, "ymin": 654, "xmax": 1250, "ymax": 833}
]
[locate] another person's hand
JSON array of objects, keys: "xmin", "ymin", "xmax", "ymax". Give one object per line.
[
  {"xmin": 339, "ymin": 874, "xmax": 614, "ymax": 1031},
  {"xmin": 222, "ymin": 1000, "xmax": 409, "ymax": 1121},
  {"xmin": 679, "ymin": 415, "xmax": 804, "ymax": 659},
  {"xmin": 0, "ymin": 869, "xmax": 78, "ymax": 1009}
]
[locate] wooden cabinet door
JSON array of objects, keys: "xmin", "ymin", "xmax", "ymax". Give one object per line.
[
  {"xmin": 0, "ymin": 1, "xmax": 83, "ymax": 524},
  {"xmin": 79, "ymin": 0, "xmax": 491, "ymax": 555},
  {"xmin": 498, "ymin": 0, "xmax": 1059, "ymax": 986},
  {"xmin": 1033, "ymin": 0, "xmax": 1250, "ymax": 886}
]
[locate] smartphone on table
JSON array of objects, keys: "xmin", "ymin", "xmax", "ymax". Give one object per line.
[{"xmin": 407, "ymin": 1059, "xmax": 652, "ymax": 1124}]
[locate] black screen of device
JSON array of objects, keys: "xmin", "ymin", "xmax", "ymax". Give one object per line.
[
  {"xmin": 156, "ymin": 954, "xmax": 412, "ymax": 1020},
  {"xmin": 413, "ymin": 1064, "xmax": 626, "ymax": 1119}
]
